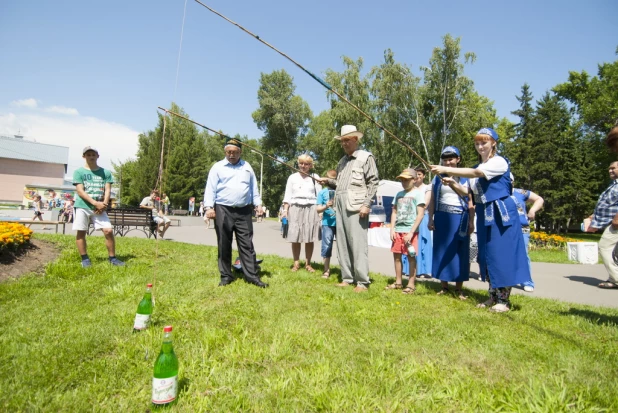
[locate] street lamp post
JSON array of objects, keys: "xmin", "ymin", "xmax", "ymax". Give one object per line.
[{"xmin": 251, "ymin": 150, "xmax": 264, "ymax": 200}]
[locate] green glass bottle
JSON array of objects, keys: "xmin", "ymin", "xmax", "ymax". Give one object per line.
[
  {"xmin": 152, "ymin": 325, "xmax": 179, "ymax": 405},
  {"xmin": 133, "ymin": 283, "xmax": 153, "ymax": 331}
]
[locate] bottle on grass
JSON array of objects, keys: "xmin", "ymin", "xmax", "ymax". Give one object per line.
[
  {"xmin": 133, "ymin": 283, "xmax": 153, "ymax": 331},
  {"xmin": 152, "ymin": 325, "xmax": 179, "ymax": 406}
]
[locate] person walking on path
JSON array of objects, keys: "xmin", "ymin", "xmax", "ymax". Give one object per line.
[
  {"xmin": 511, "ymin": 174, "xmax": 544, "ymax": 292},
  {"xmin": 72, "ymin": 146, "xmax": 125, "ymax": 268},
  {"xmin": 322, "ymin": 125, "xmax": 379, "ymax": 293},
  {"xmin": 161, "ymin": 193, "xmax": 170, "ymax": 215},
  {"xmin": 431, "ymin": 128, "xmax": 531, "ymax": 312},
  {"xmin": 204, "ymin": 137, "xmax": 267, "ymax": 288},
  {"xmin": 28, "ymin": 195, "xmax": 44, "ymax": 227},
  {"xmin": 413, "ymin": 166, "xmax": 433, "ymax": 279},
  {"xmin": 427, "ymin": 146, "xmax": 474, "ymax": 300},
  {"xmin": 385, "ymin": 168, "xmax": 426, "ymax": 294},
  {"xmin": 586, "ymin": 161, "xmax": 618, "ymax": 289},
  {"xmin": 281, "ymin": 154, "xmax": 322, "ymax": 272},
  {"xmin": 316, "ymin": 169, "xmax": 337, "ymax": 278}
]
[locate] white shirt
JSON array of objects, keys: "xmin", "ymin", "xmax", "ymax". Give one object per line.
[
  {"xmin": 439, "ymin": 183, "xmax": 462, "ymax": 206},
  {"xmin": 469, "ymin": 156, "xmax": 508, "ymax": 196},
  {"xmin": 283, "ymin": 173, "xmax": 322, "ymax": 205}
]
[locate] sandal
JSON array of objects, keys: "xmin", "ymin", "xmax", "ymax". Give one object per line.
[
  {"xmin": 322, "ymin": 271, "xmax": 330, "ymax": 279},
  {"xmin": 476, "ymin": 298, "xmax": 495, "ymax": 308},
  {"xmin": 385, "ymin": 283, "xmax": 403, "ymax": 290},
  {"xmin": 305, "ymin": 265, "xmax": 315, "ymax": 273},
  {"xmin": 436, "ymin": 288, "xmax": 450, "ymax": 295},
  {"xmin": 598, "ymin": 281, "xmax": 618, "ymax": 289},
  {"xmin": 402, "ymin": 287, "xmax": 416, "ymax": 295},
  {"xmin": 291, "ymin": 263, "xmax": 300, "ymax": 272},
  {"xmin": 455, "ymin": 289, "xmax": 468, "ymax": 300}
]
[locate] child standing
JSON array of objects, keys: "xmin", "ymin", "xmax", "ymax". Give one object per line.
[
  {"xmin": 316, "ymin": 170, "xmax": 337, "ymax": 278},
  {"xmin": 386, "ymin": 168, "xmax": 426, "ymax": 294},
  {"xmin": 73, "ymin": 146, "xmax": 124, "ymax": 268}
]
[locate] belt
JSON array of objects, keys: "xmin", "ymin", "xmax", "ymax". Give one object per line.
[{"xmin": 437, "ymin": 204, "xmax": 464, "ymax": 214}]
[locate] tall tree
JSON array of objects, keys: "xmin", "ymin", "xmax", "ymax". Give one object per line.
[
  {"xmin": 252, "ymin": 70, "xmax": 312, "ymax": 209},
  {"xmin": 508, "ymin": 83, "xmax": 535, "ymax": 186},
  {"xmin": 420, "ymin": 34, "xmax": 477, "ymax": 163}
]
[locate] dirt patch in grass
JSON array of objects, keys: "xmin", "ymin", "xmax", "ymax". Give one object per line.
[{"xmin": 0, "ymin": 239, "xmax": 60, "ymax": 281}]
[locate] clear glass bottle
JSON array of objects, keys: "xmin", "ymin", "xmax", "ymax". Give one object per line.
[
  {"xmin": 406, "ymin": 242, "xmax": 416, "ymax": 258},
  {"xmin": 152, "ymin": 326, "xmax": 179, "ymax": 405},
  {"xmin": 133, "ymin": 283, "xmax": 153, "ymax": 331}
]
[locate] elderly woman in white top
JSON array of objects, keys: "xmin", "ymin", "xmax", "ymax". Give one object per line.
[{"xmin": 281, "ymin": 154, "xmax": 322, "ymax": 272}]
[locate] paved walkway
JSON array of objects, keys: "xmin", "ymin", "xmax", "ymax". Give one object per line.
[{"xmin": 61, "ymin": 216, "xmax": 617, "ymax": 309}]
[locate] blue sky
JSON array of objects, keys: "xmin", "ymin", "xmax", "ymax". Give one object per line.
[{"xmin": 0, "ymin": 0, "xmax": 616, "ymax": 175}]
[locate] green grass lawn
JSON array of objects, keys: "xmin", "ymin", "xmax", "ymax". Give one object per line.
[{"xmin": 1, "ymin": 235, "xmax": 617, "ymax": 411}]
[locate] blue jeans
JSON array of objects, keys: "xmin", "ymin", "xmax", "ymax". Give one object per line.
[
  {"xmin": 321, "ymin": 225, "xmax": 336, "ymax": 258},
  {"xmin": 522, "ymin": 231, "xmax": 534, "ymax": 288}
]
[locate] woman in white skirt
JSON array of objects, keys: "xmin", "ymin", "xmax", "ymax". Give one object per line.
[{"xmin": 281, "ymin": 154, "xmax": 322, "ymax": 272}]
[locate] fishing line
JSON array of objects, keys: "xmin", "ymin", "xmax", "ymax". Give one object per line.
[
  {"xmin": 157, "ymin": 106, "xmax": 320, "ymax": 181},
  {"xmin": 192, "ymin": 0, "xmax": 431, "ymax": 169}
]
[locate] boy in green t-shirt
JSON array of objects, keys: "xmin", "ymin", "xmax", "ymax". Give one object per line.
[
  {"xmin": 72, "ymin": 146, "xmax": 124, "ymax": 268},
  {"xmin": 386, "ymin": 168, "xmax": 426, "ymax": 294}
]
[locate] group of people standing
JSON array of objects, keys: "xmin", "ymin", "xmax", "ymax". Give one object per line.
[{"xmin": 202, "ymin": 123, "xmax": 617, "ymax": 313}]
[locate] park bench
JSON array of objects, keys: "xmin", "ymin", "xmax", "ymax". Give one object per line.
[
  {"xmin": 89, "ymin": 207, "xmax": 158, "ymax": 239},
  {"xmin": 5, "ymin": 220, "xmax": 67, "ymax": 234},
  {"xmin": 171, "ymin": 209, "xmax": 189, "ymax": 216}
]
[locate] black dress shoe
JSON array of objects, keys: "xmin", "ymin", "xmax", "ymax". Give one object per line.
[
  {"xmin": 245, "ymin": 278, "xmax": 268, "ymax": 288},
  {"xmin": 218, "ymin": 279, "xmax": 234, "ymax": 286}
]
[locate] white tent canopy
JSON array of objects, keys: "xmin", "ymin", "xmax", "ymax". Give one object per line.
[{"xmin": 376, "ymin": 180, "xmax": 403, "ymax": 203}]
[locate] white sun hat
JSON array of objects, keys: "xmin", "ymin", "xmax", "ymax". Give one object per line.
[{"xmin": 334, "ymin": 125, "xmax": 364, "ymax": 140}]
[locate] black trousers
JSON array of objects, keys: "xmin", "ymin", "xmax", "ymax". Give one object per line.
[{"xmin": 214, "ymin": 204, "xmax": 260, "ymax": 282}]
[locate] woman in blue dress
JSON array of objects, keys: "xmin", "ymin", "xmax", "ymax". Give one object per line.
[
  {"xmin": 427, "ymin": 146, "xmax": 473, "ymax": 300},
  {"xmin": 431, "ymin": 128, "xmax": 531, "ymax": 312}
]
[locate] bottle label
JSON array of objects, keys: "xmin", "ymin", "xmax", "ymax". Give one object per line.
[
  {"xmin": 152, "ymin": 376, "xmax": 178, "ymax": 404},
  {"xmin": 133, "ymin": 313, "xmax": 150, "ymax": 330}
]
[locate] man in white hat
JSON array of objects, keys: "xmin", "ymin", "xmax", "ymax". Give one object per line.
[{"xmin": 323, "ymin": 125, "xmax": 379, "ymax": 292}]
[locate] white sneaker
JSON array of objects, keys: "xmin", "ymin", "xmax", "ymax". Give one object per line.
[
  {"xmin": 523, "ymin": 286, "xmax": 534, "ymax": 292},
  {"xmin": 489, "ymin": 303, "xmax": 510, "ymax": 313}
]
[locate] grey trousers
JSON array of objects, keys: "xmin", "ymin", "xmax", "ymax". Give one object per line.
[{"xmin": 335, "ymin": 193, "xmax": 370, "ymax": 286}]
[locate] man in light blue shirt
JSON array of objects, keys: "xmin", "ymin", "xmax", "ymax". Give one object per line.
[{"xmin": 204, "ymin": 137, "xmax": 267, "ymax": 288}]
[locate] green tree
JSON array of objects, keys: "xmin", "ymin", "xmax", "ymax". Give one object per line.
[
  {"xmin": 252, "ymin": 70, "xmax": 312, "ymax": 209},
  {"xmin": 507, "ymin": 83, "xmax": 535, "ymax": 186}
]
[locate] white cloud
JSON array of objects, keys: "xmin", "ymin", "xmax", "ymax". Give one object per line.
[
  {"xmin": 0, "ymin": 111, "xmax": 140, "ymax": 177},
  {"xmin": 10, "ymin": 98, "xmax": 38, "ymax": 109},
  {"xmin": 45, "ymin": 105, "xmax": 79, "ymax": 116}
]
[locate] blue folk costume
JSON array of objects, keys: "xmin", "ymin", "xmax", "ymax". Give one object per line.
[
  {"xmin": 472, "ymin": 159, "xmax": 531, "ymax": 288},
  {"xmin": 431, "ymin": 176, "xmax": 470, "ymax": 282},
  {"xmin": 416, "ymin": 187, "xmax": 433, "ymax": 276}
]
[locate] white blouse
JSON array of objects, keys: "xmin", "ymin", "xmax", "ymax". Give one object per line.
[
  {"xmin": 468, "ymin": 156, "xmax": 508, "ymax": 196},
  {"xmin": 283, "ymin": 173, "xmax": 322, "ymax": 205}
]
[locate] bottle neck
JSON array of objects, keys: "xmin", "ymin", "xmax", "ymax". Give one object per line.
[{"xmin": 161, "ymin": 332, "xmax": 173, "ymax": 352}]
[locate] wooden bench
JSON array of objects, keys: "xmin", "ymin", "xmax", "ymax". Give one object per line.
[
  {"xmin": 89, "ymin": 208, "xmax": 158, "ymax": 238},
  {"xmin": 171, "ymin": 209, "xmax": 189, "ymax": 216},
  {"xmin": 169, "ymin": 218, "xmax": 181, "ymax": 227},
  {"xmin": 5, "ymin": 220, "xmax": 67, "ymax": 234}
]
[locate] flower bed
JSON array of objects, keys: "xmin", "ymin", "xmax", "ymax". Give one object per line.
[
  {"xmin": 0, "ymin": 222, "xmax": 33, "ymax": 251},
  {"xmin": 530, "ymin": 231, "xmax": 578, "ymax": 250}
]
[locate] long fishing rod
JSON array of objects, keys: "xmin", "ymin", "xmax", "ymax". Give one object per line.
[
  {"xmin": 157, "ymin": 106, "xmax": 319, "ymax": 180},
  {"xmin": 193, "ymin": 0, "xmax": 431, "ymax": 170}
]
